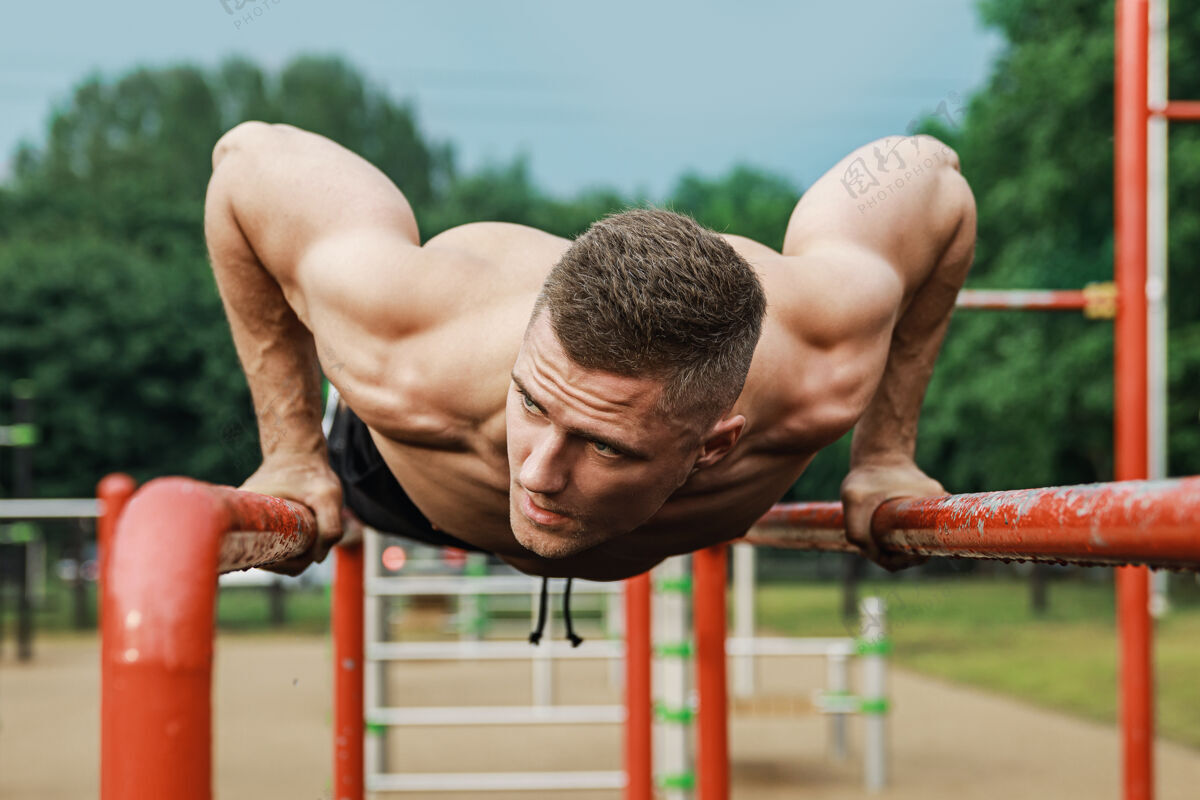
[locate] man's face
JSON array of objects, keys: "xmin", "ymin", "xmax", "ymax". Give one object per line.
[{"xmin": 506, "ymin": 313, "xmax": 700, "ymax": 559}]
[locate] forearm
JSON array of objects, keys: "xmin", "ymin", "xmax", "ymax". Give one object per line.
[
  {"xmin": 849, "ymin": 305, "xmax": 950, "ymax": 466},
  {"xmin": 205, "ymin": 176, "xmax": 326, "ymax": 462},
  {"xmin": 851, "ymin": 195, "xmax": 975, "ymax": 467}
]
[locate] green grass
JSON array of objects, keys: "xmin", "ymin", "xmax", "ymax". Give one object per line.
[{"xmin": 756, "ymin": 578, "xmax": 1200, "ymax": 749}]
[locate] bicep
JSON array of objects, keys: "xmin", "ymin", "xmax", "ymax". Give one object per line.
[{"xmin": 762, "ymin": 244, "xmax": 901, "ymax": 435}]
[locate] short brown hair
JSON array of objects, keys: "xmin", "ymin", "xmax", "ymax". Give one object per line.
[{"xmin": 533, "ymin": 208, "xmax": 766, "ymax": 424}]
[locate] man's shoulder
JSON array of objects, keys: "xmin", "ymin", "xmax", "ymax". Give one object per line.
[
  {"xmin": 424, "ymin": 221, "xmax": 572, "ymax": 285},
  {"xmin": 784, "ymin": 134, "xmax": 966, "ymax": 268},
  {"xmin": 304, "ymin": 222, "xmax": 568, "ymax": 440}
]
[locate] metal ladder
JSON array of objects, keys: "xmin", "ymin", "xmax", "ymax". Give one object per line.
[{"xmin": 361, "ymin": 526, "xmax": 640, "ymax": 793}]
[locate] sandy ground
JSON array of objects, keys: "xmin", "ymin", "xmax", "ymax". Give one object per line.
[{"xmin": 3, "ymin": 633, "xmax": 1200, "ymax": 799}]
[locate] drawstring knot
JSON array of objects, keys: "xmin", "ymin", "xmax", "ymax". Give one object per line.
[{"xmin": 528, "ymin": 577, "xmax": 584, "ymax": 648}]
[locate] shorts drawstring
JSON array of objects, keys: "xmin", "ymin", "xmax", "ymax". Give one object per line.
[
  {"xmin": 529, "ymin": 577, "xmax": 550, "ymax": 645},
  {"xmin": 528, "ymin": 577, "xmax": 584, "ymax": 648},
  {"xmin": 563, "ymin": 578, "xmax": 583, "ymax": 647}
]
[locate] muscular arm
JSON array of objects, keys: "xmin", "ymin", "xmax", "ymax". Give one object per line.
[
  {"xmin": 849, "ymin": 164, "xmax": 976, "ymax": 466},
  {"xmin": 783, "ymin": 135, "xmax": 976, "ymax": 568},
  {"xmin": 840, "ymin": 153, "xmax": 976, "ymax": 568},
  {"xmin": 204, "ymin": 121, "xmax": 424, "ymax": 568},
  {"xmin": 204, "ymin": 139, "xmax": 325, "ymax": 467}
]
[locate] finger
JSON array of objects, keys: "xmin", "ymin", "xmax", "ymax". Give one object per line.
[
  {"xmin": 843, "ymin": 499, "xmax": 882, "ymax": 562},
  {"xmin": 862, "ymin": 507, "xmax": 925, "ymax": 571},
  {"xmin": 311, "ymin": 500, "xmax": 344, "ymax": 562}
]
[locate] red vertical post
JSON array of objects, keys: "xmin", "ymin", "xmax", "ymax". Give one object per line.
[
  {"xmin": 333, "ymin": 542, "xmax": 365, "ymax": 800},
  {"xmin": 1115, "ymin": 1, "xmax": 1155, "ymax": 799},
  {"xmin": 623, "ymin": 573, "xmax": 653, "ymax": 800},
  {"xmin": 96, "ymin": 473, "xmax": 136, "ymax": 796},
  {"xmin": 100, "ymin": 479, "xmax": 317, "ymax": 799},
  {"xmin": 101, "ymin": 483, "xmax": 226, "ymax": 800},
  {"xmin": 96, "ymin": 474, "xmax": 136, "ymax": 607},
  {"xmin": 693, "ymin": 545, "xmax": 729, "ymax": 800}
]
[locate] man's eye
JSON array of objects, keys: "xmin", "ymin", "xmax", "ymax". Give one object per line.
[
  {"xmin": 592, "ymin": 440, "xmax": 619, "ymax": 457},
  {"xmin": 521, "ymin": 393, "xmax": 539, "ymax": 412}
]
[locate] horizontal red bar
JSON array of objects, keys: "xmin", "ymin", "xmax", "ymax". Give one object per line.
[
  {"xmin": 956, "ymin": 289, "xmax": 1087, "ymax": 310},
  {"xmin": 205, "ymin": 483, "xmax": 318, "ymax": 572},
  {"xmin": 745, "ymin": 476, "xmax": 1200, "ymax": 570},
  {"xmin": 114, "ymin": 478, "xmax": 318, "ymax": 576},
  {"xmin": 1150, "ymin": 101, "xmax": 1200, "ymax": 121}
]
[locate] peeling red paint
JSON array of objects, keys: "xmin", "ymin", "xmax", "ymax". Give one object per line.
[{"xmin": 746, "ymin": 476, "xmax": 1200, "ymax": 570}]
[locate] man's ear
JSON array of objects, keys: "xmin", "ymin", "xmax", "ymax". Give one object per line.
[{"xmin": 694, "ymin": 414, "xmax": 746, "ymax": 470}]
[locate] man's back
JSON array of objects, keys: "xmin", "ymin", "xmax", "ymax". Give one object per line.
[{"xmin": 206, "ymin": 122, "xmax": 974, "ymax": 578}]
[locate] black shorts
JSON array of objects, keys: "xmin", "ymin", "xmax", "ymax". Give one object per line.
[{"xmin": 327, "ymin": 404, "xmax": 485, "ymax": 553}]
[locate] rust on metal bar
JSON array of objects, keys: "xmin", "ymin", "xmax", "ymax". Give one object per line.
[
  {"xmin": 745, "ymin": 476, "xmax": 1200, "ymax": 570},
  {"xmin": 210, "ymin": 485, "xmax": 319, "ymax": 572}
]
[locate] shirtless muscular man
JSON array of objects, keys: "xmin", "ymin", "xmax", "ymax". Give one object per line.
[{"xmin": 204, "ymin": 123, "xmax": 975, "ymax": 580}]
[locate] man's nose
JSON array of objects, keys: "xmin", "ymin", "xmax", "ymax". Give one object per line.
[{"xmin": 519, "ymin": 431, "xmax": 570, "ymax": 496}]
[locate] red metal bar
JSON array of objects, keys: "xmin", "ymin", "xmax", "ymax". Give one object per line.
[
  {"xmin": 101, "ymin": 478, "xmax": 317, "ymax": 800},
  {"xmin": 955, "ymin": 289, "xmax": 1087, "ymax": 310},
  {"xmin": 1116, "ymin": 1, "xmax": 1154, "ymax": 798},
  {"xmin": 96, "ymin": 473, "xmax": 136, "ymax": 605},
  {"xmin": 96, "ymin": 472, "xmax": 136, "ymax": 795},
  {"xmin": 1149, "ymin": 100, "xmax": 1200, "ymax": 120},
  {"xmin": 333, "ymin": 542, "xmax": 365, "ymax": 800},
  {"xmin": 623, "ymin": 573, "xmax": 653, "ymax": 800},
  {"xmin": 745, "ymin": 476, "xmax": 1200, "ymax": 570},
  {"xmin": 693, "ymin": 545, "xmax": 729, "ymax": 800}
]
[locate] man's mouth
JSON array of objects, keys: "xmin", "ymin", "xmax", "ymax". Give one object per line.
[{"xmin": 520, "ymin": 491, "xmax": 571, "ymax": 527}]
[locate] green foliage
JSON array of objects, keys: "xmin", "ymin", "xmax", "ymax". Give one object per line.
[
  {"xmin": 0, "ymin": 55, "xmax": 454, "ymax": 495},
  {"xmin": 906, "ymin": 0, "xmax": 1200, "ymax": 491},
  {"xmin": 0, "ymin": 55, "xmax": 804, "ymax": 497},
  {"xmin": 667, "ymin": 165, "xmax": 799, "ymax": 251},
  {"xmin": 7, "ymin": 1, "xmax": 1200, "ymax": 504},
  {"xmin": 0, "ymin": 237, "xmax": 255, "ymax": 494},
  {"xmin": 419, "ymin": 156, "xmax": 628, "ymax": 240}
]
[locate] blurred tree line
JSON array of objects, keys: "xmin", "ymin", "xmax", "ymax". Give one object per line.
[
  {"xmin": 913, "ymin": 0, "xmax": 1200, "ymax": 491},
  {"xmin": 803, "ymin": 0, "xmax": 1200, "ymax": 501},
  {"xmin": 1, "ymin": 0, "xmax": 1198, "ymax": 503},
  {"xmin": 0, "ymin": 54, "xmax": 797, "ymax": 496}
]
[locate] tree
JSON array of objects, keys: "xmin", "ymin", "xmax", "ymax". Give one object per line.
[
  {"xmin": 0, "ymin": 56, "xmax": 451, "ymax": 494},
  {"xmin": 0, "ymin": 237, "xmax": 249, "ymax": 495},
  {"xmin": 667, "ymin": 165, "xmax": 799, "ymax": 251},
  {"xmin": 906, "ymin": 0, "xmax": 1200, "ymax": 493}
]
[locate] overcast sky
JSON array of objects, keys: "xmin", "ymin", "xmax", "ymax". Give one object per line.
[{"xmin": 0, "ymin": 0, "xmax": 1003, "ymax": 197}]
